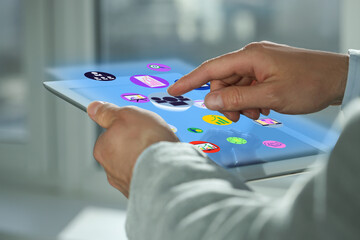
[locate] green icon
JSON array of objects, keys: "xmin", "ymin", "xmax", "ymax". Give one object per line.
[
  {"xmin": 150, "ymin": 64, "xmax": 160, "ymax": 69},
  {"xmin": 187, "ymin": 127, "xmax": 203, "ymax": 133},
  {"xmin": 227, "ymin": 137, "xmax": 247, "ymax": 144}
]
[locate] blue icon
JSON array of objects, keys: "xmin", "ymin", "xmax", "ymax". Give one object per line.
[{"xmin": 174, "ymin": 79, "xmax": 210, "ymax": 90}]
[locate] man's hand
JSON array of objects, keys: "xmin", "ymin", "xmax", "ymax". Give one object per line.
[
  {"xmin": 168, "ymin": 41, "xmax": 349, "ymax": 122},
  {"xmin": 87, "ymin": 101, "xmax": 179, "ymax": 198}
]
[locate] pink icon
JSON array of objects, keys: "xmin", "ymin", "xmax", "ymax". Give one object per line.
[
  {"xmin": 254, "ymin": 118, "xmax": 282, "ymax": 127},
  {"xmin": 263, "ymin": 140, "xmax": 286, "ymax": 149},
  {"xmin": 130, "ymin": 75, "xmax": 169, "ymax": 88}
]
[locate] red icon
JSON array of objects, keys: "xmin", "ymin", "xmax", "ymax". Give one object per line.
[{"xmin": 190, "ymin": 141, "xmax": 220, "ymax": 153}]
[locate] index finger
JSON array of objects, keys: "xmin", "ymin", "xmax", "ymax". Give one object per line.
[{"xmin": 167, "ymin": 49, "xmax": 254, "ymax": 96}]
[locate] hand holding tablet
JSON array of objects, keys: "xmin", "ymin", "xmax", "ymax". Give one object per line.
[{"xmin": 44, "ymin": 58, "xmax": 338, "ymax": 180}]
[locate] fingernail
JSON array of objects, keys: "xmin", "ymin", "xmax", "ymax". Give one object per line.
[
  {"xmin": 87, "ymin": 101, "xmax": 105, "ymax": 117},
  {"xmin": 205, "ymin": 92, "xmax": 224, "ymax": 110}
]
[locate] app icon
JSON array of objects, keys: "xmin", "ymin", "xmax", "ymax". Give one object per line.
[
  {"xmin": 130, "ymin": 75, "xmax": 169, "ymax": 88},
  {"xmin": 263, "ymin": 140, "xmax": 286, "ymax": 149},
  {"xmin": 168, "ymin": 124, "xmax": 177, "ymax": 133},
  {"xmin": 193, "ymin": 100, "xmax": 207, "ymax": 109},
  {"xmin": 190, "ymin": 141, "xmax": 220, "ymax": 153},
  {"xmin": 84, "ymin": 71, "xmax": 116, "ymax": 81},
  {"xmin": 120, "ymin": 93, "xmax": 149, "ymax": 103},
  {"xmin": 202, "ymin": 115, "xmax": 232, "ymax": 126},
  {"xmin": 174, "ymin": 79, "xmax": 210, "ymax": 90},
  {"xmin": 187, "ymin": 127, "xmax": 203, "ymax": 133},
  {"xmin": 254, "ymin": 118, "xmax": 282, "ymax": 127},
  {"xmin": 149, "ymin": 92, "xmax": 193, "ymax": 111},
  {"xmin": 147, "ymin": 63, "xmax": 171, "ymax": 72},
  {"xmin": 227, "ymin": 137, "xmax": 247, "ymax": 144}
]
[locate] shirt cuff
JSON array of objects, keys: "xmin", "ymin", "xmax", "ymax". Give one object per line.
[{"xmin": 342, "ymin": 49, "xmax": 360, "ymax": 109}]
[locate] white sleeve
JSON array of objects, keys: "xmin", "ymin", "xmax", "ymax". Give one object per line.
[
  {"xmin": 342, "ymin": 49, "xmax": 360, "ymax": 108},
  {"xmin": 125, "ymin": 128, "xmax": 360, "ymax": 240}
]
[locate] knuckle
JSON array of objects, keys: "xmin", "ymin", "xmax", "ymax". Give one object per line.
[
  {"xmin": 97, "ymin": 105, "xmax": 114, "ymax": 125},
  {"xmin": 243, "ymin": 42, "xmax": 262, "ymax": 51},
  {"xmin": 119, "ymin": 105, "xmax": 138, "ymax": 115},
  {"xmin": 117, "ymin": 106, "xmax": 140, "ymax": 121},
  {"xmin": 264, "ymin": 85, "xmax": 282, "ymax": 109},
  {"xmin": 93, "ymin": 144, "xmax": 102, "ymax": 162},
  {"xmin": 243, "ymin": 41, "xmax": 270, "ymax": 54},
  {"xmin": 224, "ymin": 88, "xmax": 245, "ymax": 109},
  {"xmin": 93, "ymin": 134, "xmax": 107, "ymax": 164}
]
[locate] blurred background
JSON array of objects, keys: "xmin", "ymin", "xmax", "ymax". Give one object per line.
[{"xmin": 0, "ymin": 0, "xmax": 359, "ymax": 239}]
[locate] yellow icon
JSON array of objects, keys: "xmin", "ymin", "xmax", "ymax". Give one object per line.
[{"xmin": 202, "ymin": 115, "xmax": 232, "ymax": 126}]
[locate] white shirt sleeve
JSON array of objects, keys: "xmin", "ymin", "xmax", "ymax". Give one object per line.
[
  {"xmin": 342, "ymin": 49, "xmax": 360, "ymax": 108},
  {"xmin": 126, "ymin": 124, "xmax": 360, "ymax": 240}
]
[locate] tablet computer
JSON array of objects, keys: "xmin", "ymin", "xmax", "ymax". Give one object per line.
[{"xmin": 44, "ymin": 59, "xmax": 339, "ymax": 180}]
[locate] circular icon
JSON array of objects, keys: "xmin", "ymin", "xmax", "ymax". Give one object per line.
[
  {"xmin": 190, "ymin": 141, "xmax": 220, "ymax": 153},
  {"xmin": 203, "ymin": 115, "xmax": 232, "ymax": 126},
  {"xmin": 227, "ymin": 137, "xmax": 247, "ymax": 144},
  {"xmin": 84, "ymin": 71, "xmax": 116, "ymax": 81},
  {"xmin": 130, "ymin": 75, "xmax": 169, "ymax": 88},
  {"xmin": 149, "ymin": 92, "xmax": 193, "ymax": 111},
  {"xmin": 263, "ymin": 140, "xmax": 286, "ymax": 149},
  {"xmin": 147, "ymin": 63, "xmax": 171, "ymax": 72},
  {"xmin": 174, "ymin": 79, "xmax": 210, "ymax": 90},
  {"xmin": 168, "ymin": 124, "xmax": 177, "ymax": 133},
  {"xmin": 193, "ymin": 100, "xmax": 207, "ymax": 109},
  {"xmin": 187, "ymin": 127, "xmax": 203, "ymax": 133},
  {"xmin": 121, "ymin": 93, "xmax": 149, "ymax": 103}
]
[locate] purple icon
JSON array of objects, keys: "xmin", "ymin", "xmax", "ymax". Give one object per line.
[
  {"xmin": 121, "ymin": 93, "xmax": 150, "ymax": 103},
  {"xmin": 147, "ymin": 63, "xmax": 171, "ymax": 72},
  {"xmin": 263, "ymin": 140, "xmax": 286, "ymax": 149},
  {"xmin": 84, "ymin": 71, "xmax": 116, "ymax": 81},
  {"xmin": 130, "ymin": 75, "xmax": 169, "ymax": 88}
]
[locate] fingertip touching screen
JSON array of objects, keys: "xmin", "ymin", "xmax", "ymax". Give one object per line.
[{"xmin": 45, "ymin": 60, "xmax": 338, "ymax": 169}]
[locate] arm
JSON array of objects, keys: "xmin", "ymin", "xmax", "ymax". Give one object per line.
[
  {"xmin": 125, "ymin": 142, "xmax": 285, "ymax": 240},
  {"xmin": 126, "ymin": 120, "xmax": 360, "ymax": 240},
  {"xmin": 87, "ymin": 42, "xmax": 359, "ymax": 239}
]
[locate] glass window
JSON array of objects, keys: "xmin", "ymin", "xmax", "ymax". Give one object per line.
[
  {"xmin": 0, "ymin": 0, "xmax": 26, "ymax": 142},
  {"xmin": 99, "ymin": 0, "xmax": 340, "ymax": 65}
]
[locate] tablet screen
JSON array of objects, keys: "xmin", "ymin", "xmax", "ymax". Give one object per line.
[{"xmin": 66, "ymin": 72, "xmax": 322, "ymax": 168}]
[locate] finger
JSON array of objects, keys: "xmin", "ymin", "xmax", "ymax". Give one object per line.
[
  {"xmin": 221, "ymin": 111, "xmax": 241, "ymax": 122},
  {"xmin": 204, "ymin": 84, "xmax": 272, "ymax": 111},
  {"xmin": 87, "ymin": 101, "xmax": 121, "ymax": 129},
  {"xmin": 168, "ymin": 50, "xmax": 255, "ymax": 96},
  {"xmin": 241, "ymin": 109, "xmax": 260, "ymax": 120},
  {"xmin": 210, "ymin": 75, "xmax": 253, "ymax": 93},
  {"xmin": 260, "ymin": 108, "xmax": 271, "ymax": 116}
]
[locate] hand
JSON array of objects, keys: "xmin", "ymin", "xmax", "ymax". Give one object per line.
[
  {"xmin": 87, "ymin": 101, "xmax": 179, "ymax": 198},
  {"xmin": 168, "ymin": 41, "xmax": 349, "ymax": 122}
]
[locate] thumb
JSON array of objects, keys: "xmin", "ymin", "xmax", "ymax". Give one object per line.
[
  {"xmin": 87, "ymin": 101, "xmax": 120, "ymax": 129},
  {"xmin": 204, "ymin": 85, "xmax": 271, "ymax": 111}
]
